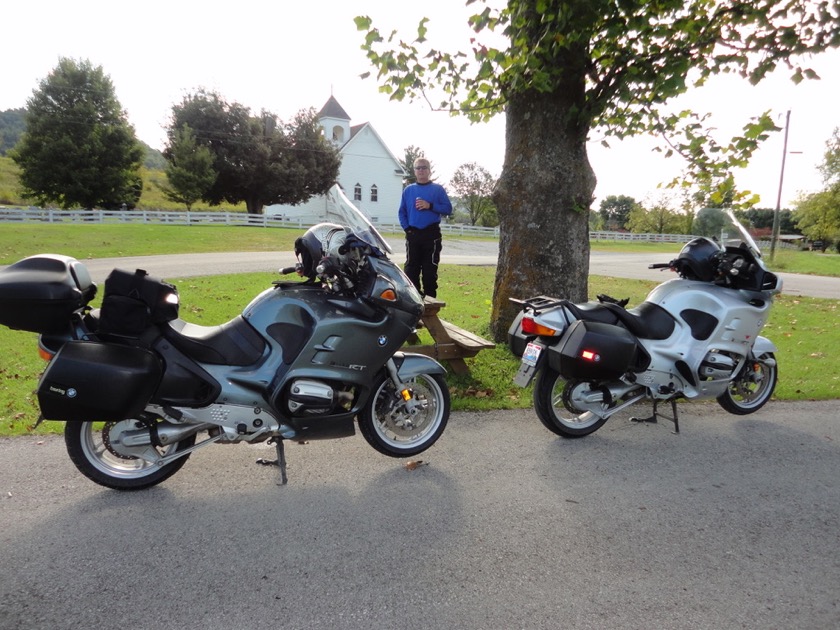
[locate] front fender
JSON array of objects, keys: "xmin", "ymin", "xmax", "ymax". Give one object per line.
[
  {"xmin": 392, "ymin": 352, "xmax": 447, "ymax": 379},
  {"xmin": 752, "ymin": 335, "xmax": 778, "ymax": 357}
]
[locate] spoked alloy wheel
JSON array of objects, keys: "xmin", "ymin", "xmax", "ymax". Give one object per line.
[
  {"xmin": 65, "ymin": 420, "xmax": 196, "ymax": 490},
  {"xmin": 533, "ymin": 368, "xmax": 610, "ymax": 438},
  {"xmin": 717, "ymin": 352, "xmax": 778, "ymax": 415},
  {"xmin": 359, "ymin": 372, "xmax": 450, "ymax": 457}
]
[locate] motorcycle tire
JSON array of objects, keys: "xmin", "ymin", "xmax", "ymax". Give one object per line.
[
  {"xmin": 65, "ymin": 420, "xmax": 196, "ymax": 490},
  {"xmin": 533, "ymin": 368, "xmax": 609, "ymax": 438},
  {"xmin": 359, "ymin": 371, "xmax": 450, "ymax": 457},
  {"xmin": 717, "ymin": 351, "xmax": 778, "ymax": 415}
]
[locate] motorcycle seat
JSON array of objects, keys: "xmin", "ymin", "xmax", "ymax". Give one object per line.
[
  {"xmin": 163, "ymin": 316, "xmax": 266, "ymax": 366},
  {"xmin": 564, "ymin": 300, "xmax": 675, "ymax": 340}
]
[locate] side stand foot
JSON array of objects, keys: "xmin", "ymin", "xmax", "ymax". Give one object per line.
[{"xmin": 256, "ymin": 439, "xmax": 289, "ymax": 485}]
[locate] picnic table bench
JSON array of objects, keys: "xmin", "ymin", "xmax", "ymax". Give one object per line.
[{"xmin": 405, "ymin": 296, "xmax": 495, "ymax": 375}]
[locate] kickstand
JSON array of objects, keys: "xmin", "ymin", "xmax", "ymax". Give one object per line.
[
  {"xmin": 256, "ymin": 439, "xmax": 289, "ymax": 485},
  {"xmin": 630, "ymin": 398, "xmax": 680, "ymax": 433}
]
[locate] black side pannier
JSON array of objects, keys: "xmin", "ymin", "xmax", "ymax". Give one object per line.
[
  {"xmin": 0, "ymin": 254, "xmax": 96, "ymax": 334},
  {"xmin": 551, "ymin": 319, "xmax": 641, "ymax": 381},
  {"xmin": 98, "ymin": 268, "xmax": 179, "ymax": 337},
  {"xmin": 37, "ymin": 341, "xmax": 162, "ymax": 421}
]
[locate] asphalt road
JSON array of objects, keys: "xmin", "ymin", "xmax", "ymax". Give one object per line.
[{"xmin": 1, "ymin": 400, "xmax": 839, "ymax": 629}]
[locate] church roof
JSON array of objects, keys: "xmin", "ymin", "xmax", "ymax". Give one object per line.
[{"xmin": 317, "ymin": 95, "xmax": 351, "ymax": 121}]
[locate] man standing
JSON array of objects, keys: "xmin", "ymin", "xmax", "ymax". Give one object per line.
[{"xmin": 398, "ymin": 158, "xmax": 452, "ymax": 298}]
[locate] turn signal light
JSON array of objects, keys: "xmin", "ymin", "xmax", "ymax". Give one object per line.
[
  {"xmin": 521, "ymin": 317, "xmax": 559, "ymax": 336},
  {"xmin": 379, "ymin": 288, "xmax": 397, "ymax": 301},
  {"xmin": 38, "ymin": 347, "xmax": 55, "ymax": 361}
]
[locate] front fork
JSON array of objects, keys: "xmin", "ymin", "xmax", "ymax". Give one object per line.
[{"xmin": 385, "ymin": 358, "xmax": 425, "ymax": 416}]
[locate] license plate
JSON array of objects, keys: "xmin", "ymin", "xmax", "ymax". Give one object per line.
[
  {"xmin": 522, "ymin": 342, "xmax": 543, "ymax": 367},
  {"xmin": 514, "ymin": 342, "xmax": 543, "ymax": 388}
]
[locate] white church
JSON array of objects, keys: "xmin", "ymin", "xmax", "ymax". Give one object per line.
[{"xmin": 265, "ymin": 96, "xmax": 406, "ymax": 225}]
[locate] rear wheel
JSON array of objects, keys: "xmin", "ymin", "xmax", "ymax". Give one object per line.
[
  {"xmin": 717, "ymin": 352, "xmax": 778, "ymax": 415},
  {"xmin": 359, "ymin": 372, "xmax": 450, "ymax": 457},
  {"xmin": 65, "ymin": 420, "xmax": 196, "ymax": 490},
  {"xmin": 533, "ymin": 368, "xmax": 609, "ymax": 438}
]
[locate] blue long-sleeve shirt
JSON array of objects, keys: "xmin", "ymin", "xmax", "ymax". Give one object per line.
[{"xmin": 398, "ymin": 181, "xmax": 453, "ymax": 231}]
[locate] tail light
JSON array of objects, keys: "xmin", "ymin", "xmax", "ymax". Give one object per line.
[
  {"xmin": 521, "ymin": 316, "xmax": 560, "ymax": 337},
  {"xmin": 580, "ymin": 349, "xmax": 601, "ymax": 363}
]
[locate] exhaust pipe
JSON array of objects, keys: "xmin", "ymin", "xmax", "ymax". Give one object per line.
[{"xmin": 119, "ymin": 422, "xmax": 211, "ymax": 448}]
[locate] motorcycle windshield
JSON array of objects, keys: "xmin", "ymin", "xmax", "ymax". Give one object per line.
[
  {"xmin": 326, "ymin": 185, "xmax": 393, "ymax": 254},
  {"xmin": 723, "ymin": 209, "xmax": 763, "ymax": 259}
]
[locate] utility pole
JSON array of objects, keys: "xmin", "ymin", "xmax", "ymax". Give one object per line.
[{"xmin": 770, "ymin": 110, "xmax": 791, "ymax": 262}]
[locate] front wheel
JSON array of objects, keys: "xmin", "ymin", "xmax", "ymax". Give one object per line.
[
  {"xmin": 533, "ymin": 368, "xmax": 609, "ymax": 438},
  {"xmin": 717, "ymin": 352, "xmax": 778, "ymax": 415},
  {"xmin": 359, "ymin": 372, "xmax": 450, "ymax": 457},
  {"xmin": 65, "ymin": 420, "xmax": 196, "ymax": 490}
]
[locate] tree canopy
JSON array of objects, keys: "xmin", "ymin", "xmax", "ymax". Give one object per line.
[
  {"xmin": 626, "ymin": 201, "xmax": 686, "ymax": 235},
  {"xmin": 598, "ymin": 194, "xmax": 636, "ymax": 230},
  {"xmin": 357, "ymin": 1, "xmax": 840, "ymax": 339},
  {"xmin": 162, "ymin": 124, "xmax": 216, "ymax": 211},
  {"xmin": 11, "ymin": 58, "xmax": 143, "ymax": 209},
  {"xmin": 449, "ymin": 162, "xmax": 498, "ymax": 226},
  {"xmin": 794, "ymin": 127, "xmax": 840, "ymax": 248},
  {"xmin": 167, "ymin": 90, "xmax": 341, "ymax": 214},
  {"xmin": 0, "ymin": 108, "xmax": 26, "ymax": 156}
]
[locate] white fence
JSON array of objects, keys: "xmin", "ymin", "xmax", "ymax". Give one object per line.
[{"xmin": 0, "ymin": 206, "xmax": 733, "ymax": 244}]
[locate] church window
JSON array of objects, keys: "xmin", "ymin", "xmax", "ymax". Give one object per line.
[
  {"xmin": 370, "ymin": 185, "xmax": 378, "ymax": 202},
  {"xmin": 354, "ymin": 184, "xmax": 362, "ymax": 201}
]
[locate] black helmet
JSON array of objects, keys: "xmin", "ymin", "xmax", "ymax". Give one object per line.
[
  {"xmin": 676, "ymin": 237, "xmax": 721, "ymax": 281},
  {"xmin": 294, "ymin": 223, "xmax": 349, "ymax": 278}
]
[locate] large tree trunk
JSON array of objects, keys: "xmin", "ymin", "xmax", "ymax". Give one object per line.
[
  {"xmin": 245, "ymin": 195, "xmax": 264, "ymax": 215},
  {"xmin": 490, "ymin": 88, "xmax": 596, "ymax": 342}
]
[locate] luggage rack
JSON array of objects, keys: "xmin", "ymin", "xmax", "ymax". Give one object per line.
[{"xmin": 509, "ymin": 295, "xmax": 569, "ymax": 315}]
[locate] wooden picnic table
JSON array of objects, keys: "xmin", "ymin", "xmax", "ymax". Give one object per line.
[{"xmin": 405, "ymin": 296, "xmax": 495, "ymax": 375}]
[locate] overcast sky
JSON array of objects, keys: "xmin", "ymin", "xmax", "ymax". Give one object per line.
[{"xmin": 4, "ymin": 0, "xmax": 838, "ymax": 208}]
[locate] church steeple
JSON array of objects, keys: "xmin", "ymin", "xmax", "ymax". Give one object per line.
[{"xmin": 317, "ymin": 96, "xmax": 351, "ymax": 146}]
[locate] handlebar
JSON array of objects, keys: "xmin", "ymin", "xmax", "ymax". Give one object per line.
[
  {"xmin": 279, "ymin": 265, "xmax": 300, "ymax": 276},
  {"xmin": 648, "ymin": 262, "xmax": 673, "ymax": 270}
]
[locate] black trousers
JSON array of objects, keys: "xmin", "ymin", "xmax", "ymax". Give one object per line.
[{"xmin": 404, "ymin": 225, "xmax": 442, "ymax": 298}]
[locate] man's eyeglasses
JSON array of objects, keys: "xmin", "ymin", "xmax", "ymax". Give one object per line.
[{"xmin": 414, "ymin": 165, "xmax": 429, "ymax": 171}]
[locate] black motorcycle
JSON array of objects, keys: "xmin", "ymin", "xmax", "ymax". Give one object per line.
[{"xmin": 0, "ymin": 222, "xmax": 450, "ymax": 489}]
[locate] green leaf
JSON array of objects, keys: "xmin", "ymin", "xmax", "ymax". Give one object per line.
[{"xmin": 353, "ymin": 15, "xmax": 372, "ymax": 31}]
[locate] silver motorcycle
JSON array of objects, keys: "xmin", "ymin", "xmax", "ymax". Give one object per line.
[{"xmin": 509, "ymin": 210, "xmax": 781, "ymax": 437}]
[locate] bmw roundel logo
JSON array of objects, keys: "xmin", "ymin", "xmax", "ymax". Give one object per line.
[
  {"xmin": 66, "ymin": 388, "xmax": 77, "ymax": 398},
  {"xmin": 378, "ymin": 335, "xmax": 388, "ymax": 347}
]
